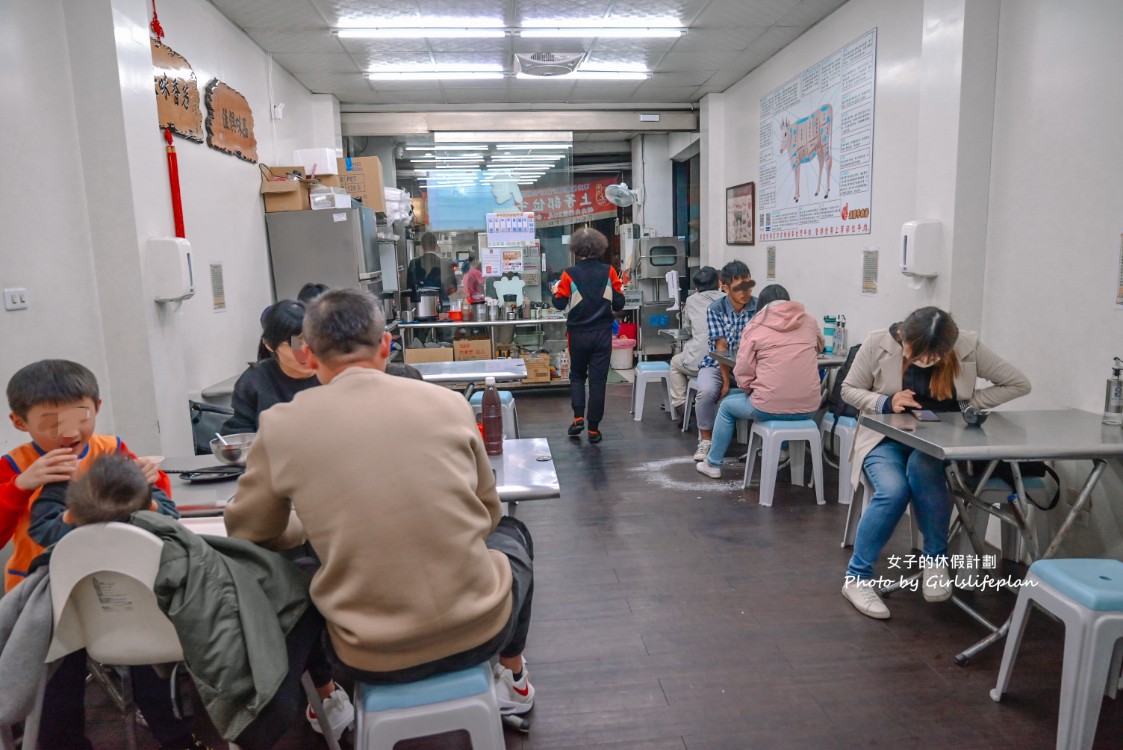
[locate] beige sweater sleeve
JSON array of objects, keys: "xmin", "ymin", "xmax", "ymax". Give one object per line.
[
  {"xmin": 968, "ymin": 341, "xmax": 1032, "ymax": 409},
  {"xmin": 841, "ymin": 336, "xmax": 886, "ymax": 413},
  {"xmin": 223, "ymin": 425, "xmax": 306, "ymax": 550}
]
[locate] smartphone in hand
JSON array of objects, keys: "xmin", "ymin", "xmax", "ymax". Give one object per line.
[{"xmin": 912, "ymin": 409, "xmax": 941, "ymax": 422}]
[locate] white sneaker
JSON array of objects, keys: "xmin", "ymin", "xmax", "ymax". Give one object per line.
[
  {"xmin": 695, "ymin": 461, "xmax": 722, "ymax": 478},
  {"xmin": 922, "ymin": 560, "xmax": 953, "ymax": 602},
  {"xmin": 307, "ymin": 687, "xmax": 355, "ymax": 740},
  {"xmin": 693, "ymin": 440, "xmax": 712, "ymax": 462},
  {"xmin": 493, "ymin": 660, "xmax": 535, "ymax": 715},
  {"xmin": 841, "ymin": 578, "xmax": 890, "ymax": 619}
]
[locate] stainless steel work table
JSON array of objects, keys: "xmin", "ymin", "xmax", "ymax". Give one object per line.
[
  {"xmin": 412, "ymin": 358, "xmax": 527, "ymax": 384},
  {"xmin": 165, "ymin": 437, "xmax": 558, "ymax": 519},
  {"xmin": 708, "ymin": 350, "xmax": 847, "ymax": 370},
  {"xmin": 860, "ymin": 409, "xmax": 1123, "ymax": 664}
]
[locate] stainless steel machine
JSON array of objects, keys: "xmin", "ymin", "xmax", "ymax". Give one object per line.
[
  {"xmin": 634, "ymin": 236, "xmax": 685, "ymax": 358},
  {"xmin": 265, "ymin": 206, "xmax": 382, "ymax": 299}
]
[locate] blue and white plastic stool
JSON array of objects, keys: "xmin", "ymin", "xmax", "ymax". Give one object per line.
[
  {"xmin": 681, "ymin": 376, "xmax": 699, "ymax": 432},
  {"xmin": 991, "ymin": 559, "xmax": 1123, "ymax": 750},
  {"xmin": 354, "ymin": 663, "xmax": 505, "ymax": 750},
  {"xmin": 742, "ymin": 419, "xmax": 824, "ymax": 507},
  {"xmin": 821, "ymin": 414, "xmax": 858, "ymax": 505},
  {"xmin": 469, "ymin": 390, "xmax": 520, "ymax": 439},
  {"xmin": 630, "ymin": 361, "xmax": 672, "ymax": 422}
]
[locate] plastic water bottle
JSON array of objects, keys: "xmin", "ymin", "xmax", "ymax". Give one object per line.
[
  {"xmin": 482, "ymin": 376, "xmax": 504, "ymax": 455},
  {"xmin": 823, "ymin": 315, "xmax": 837, "ymax": 354},
  {"xmin": 833, "ymin": 314, "xmax": 847, "ymax": 354},
  {"xmin": 1103, "ymin": 357, "xmax": 1123, "ymax": 426}
]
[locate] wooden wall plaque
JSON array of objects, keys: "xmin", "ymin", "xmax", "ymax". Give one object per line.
[
  {"xmin": 204, "ymin": 80, "xmax": 257, "ymax": 163},
  {"xmin": 151, "ymin": 40, "xmax": 203, "ymax": 142}
]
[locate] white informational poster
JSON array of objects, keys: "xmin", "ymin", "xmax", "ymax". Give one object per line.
[
  {"xmin": 522, "ymin": 241, "xmax": 541, "ymax": 287},
  {"xmin": 486, "ymin": 212, "xmax": 536, "ymax": 247},
  {"xmin": 1116, "ymin": 233, "xmax": 1123, "ymax": 308},
  {"xmin": 481, "ymin": 247, "xmax": 503, "ymax": 276},
  {"xmin": 862, "ymin": 248, "xmax": 879, "ymax": 295},
  {"xmin": 501, "ymin": 248, "xmax": 524, "ymax": 274},
  {"xmin": 759, "ymin": 28, "xmax": 877, "ymax": 242}
]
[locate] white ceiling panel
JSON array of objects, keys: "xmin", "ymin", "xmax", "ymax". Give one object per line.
[
  {"xmin": 208, "ymin": 0, "xmax": 325, "ymax": 29},
  {"xmin": 272, "ymin": 53, "xmax": 361, "ymax": 75},
  {"xmin": 207, "ymin": 0, "xmax": 838, "ymax": 108},
  {"xmin": 247, "ymin": 29, "xmax": 345, "ymax": 54}
]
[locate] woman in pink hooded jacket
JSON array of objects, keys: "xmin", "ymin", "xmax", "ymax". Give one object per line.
[{"xmin": 696, "ymin": 285, "xmax": 824, "ymax": 478}]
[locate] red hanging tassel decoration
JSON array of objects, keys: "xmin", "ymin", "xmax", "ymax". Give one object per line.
[
  {"xmin": 150, "ymin": 0, "xmax": 165, "ymax": 41},
  {"xmin": 164, "ymin": 129, "xmax": 186, "ymax": 238}
]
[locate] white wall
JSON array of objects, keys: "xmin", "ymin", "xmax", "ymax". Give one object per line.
[
  {"xmin": 702, "ymin": 0, "xmax": 925, "ymax": 341},
  {"xmin": 0, "ymin": 0, "xmax": 329, "ymax": 454},
  {"xmin": 0, "ymin": 0, "xmax": 115, "ymax": 448}
]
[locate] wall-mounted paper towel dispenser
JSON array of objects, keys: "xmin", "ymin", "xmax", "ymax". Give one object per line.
[
  {"xmin": 900, "ymin": 220, "xmax": 942, "ymax": 278},
  {"xmin": 147, "ymin": 237, "xmax": 195, "ymax": 302}
]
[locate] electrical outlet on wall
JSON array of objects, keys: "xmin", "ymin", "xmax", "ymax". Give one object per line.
[{"xmin": 3, "ymin": 288, "xmax": 28, "ymax": 311}]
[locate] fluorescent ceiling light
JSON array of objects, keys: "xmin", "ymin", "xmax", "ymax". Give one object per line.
[
  {"xmin": 340, "ymin": 28, "xmax": 504, "ymax": 38},
  {"xmin": 496, "ymin": 143, "xmax": 572, "ymax": 149},
  {"xmin": 408, "ymin": 157, "xmax": 484, "ymax": 162},
  {"xmin": 491, "ymin": 155, "xmax": 563, "ymax": 160},
  {"xmin": 368, "ymin": 71, "xmax": 504, "ymax": 80},
  {"xmin": 519, "ymin": 16, "xmax": 682, "ymax": 37},
  {"xmin": 338, "ymin": 17, "xmax": 504, "ymax": 39},
  {"xmin": 404, "ymin": 145, "xmax": 483, "ymax": 151},
  {"xmin": 519, "ymin": 27, "xmax": 682, "ymax": 38},
  {"xmin": 435, "ymin": 131, "xmax": 572, "ymax": 143}
]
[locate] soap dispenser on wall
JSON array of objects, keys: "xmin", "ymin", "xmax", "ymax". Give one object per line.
[
  {"xmin": 900, "ymin": 219, "xmax": 942, "ymax": 280},
  {"xmin": 147, "ymin": 237, "xmax": 195, "ymax": 303}
]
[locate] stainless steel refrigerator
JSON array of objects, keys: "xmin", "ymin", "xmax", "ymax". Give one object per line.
[{"xmin": 264, "ymin": 206, "xmax": 382, "ymax": 300}]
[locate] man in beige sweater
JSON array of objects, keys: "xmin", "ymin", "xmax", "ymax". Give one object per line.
[{"xmin": 225, "ymin": 288, "xmax": 535, "ymax": 715}]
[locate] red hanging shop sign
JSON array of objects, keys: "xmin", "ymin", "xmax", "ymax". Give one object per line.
[{"xmin": 522, "ymin": 177, "xmax": 619, "ymax": 228}]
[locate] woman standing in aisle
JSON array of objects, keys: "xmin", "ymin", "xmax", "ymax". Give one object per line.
[
  {"xmin": 839, "ymin": 306, "xmax": 1030, "ymax": 619},
  {"xmin": 552, "ymin": 227, "xmax": 625, "ymax": 444}
]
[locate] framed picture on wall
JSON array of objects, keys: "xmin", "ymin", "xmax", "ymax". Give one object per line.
[{"xmin": 726, "ymin": 182, "xmax": 755, "ymax": 246}]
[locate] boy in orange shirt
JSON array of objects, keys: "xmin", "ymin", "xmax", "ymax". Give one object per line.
[{"xmin": 1, "ymin": 359, "xmax": 170, "ymax": 591}]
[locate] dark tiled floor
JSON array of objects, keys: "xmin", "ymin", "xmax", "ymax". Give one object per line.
[{"xmin": 79, "ymin": 383, "xmax": 1123, "ymax": 749}]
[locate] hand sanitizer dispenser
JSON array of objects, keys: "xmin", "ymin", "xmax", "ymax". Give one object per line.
[
  {"xmin": 147, "ymin": 237, "xmax": 195, "ymax": 302},
  {"xmin": 900, "ymin": 220, "xmax": 942, "ymax": 278}
]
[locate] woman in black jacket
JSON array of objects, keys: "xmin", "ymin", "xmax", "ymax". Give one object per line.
[{"xmin": 552, "ymin": 228, "xmax": 626, "ymax": 443}]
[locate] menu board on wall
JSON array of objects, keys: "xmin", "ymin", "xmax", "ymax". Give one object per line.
[
  {"xmin": 758, "ymin": 28, "xmax": 877, "ymax": 242},
  {"xmin": 486, "ymin": 212, "xmax": 535, "ymax": 247}
]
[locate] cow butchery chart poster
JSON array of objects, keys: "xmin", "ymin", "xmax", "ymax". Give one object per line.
[{"xmin": 758, "ymin": 28, "xmax": 877, "ymax": 242}]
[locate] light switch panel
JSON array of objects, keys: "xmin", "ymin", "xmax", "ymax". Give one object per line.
[{"xmin": 3, "ymin": 288, "xmax": 28, "ymax": 311}]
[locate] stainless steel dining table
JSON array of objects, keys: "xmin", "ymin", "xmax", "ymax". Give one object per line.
[
  {"xmin": 412, "ymin": 358, "xmax": 527, "ymax": 384},
  {"xmin": 708, "ymin": 350, "xmax": 847, "ymax": 370},
  {"xmin": 166, "ymin": 436, "xmax": 559, "ymax": 520},
  {"xmin": 859, "ymin": 409, "xmax": 1123, "ymax": 664}
]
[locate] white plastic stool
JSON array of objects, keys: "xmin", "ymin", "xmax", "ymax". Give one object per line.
[
  {"xmin": 469, "ymin": 390, "xmax": 520, "ymax": 439},
  {"xmin": 681, "ymin": 377, "xmax": 699, "ymax": 432},
  {"xmin": 630, "ymin": 361, "xmax": 672, "ymax": 422},
  {"xmin": 991, "ymin": 559, "xmax": 1123, "ymax": 750},
  {"xmin": 742, "ymin": 419, "xmax": 824, "ymax": 507},
  {"xmin": 821, "ymin": 414, "xmax": 858, "ymax": 505},
  {"xmin": 354, "ymin": 663, "xmax": 505, "ymax": 750},
  {"xmin": 841, "ymin": 473, "xmax": 922, "ymax": 550}
]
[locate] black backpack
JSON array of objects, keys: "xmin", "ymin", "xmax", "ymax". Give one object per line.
[{"xmin": 821, "ymin": 344, "xmax": 862, "ymax": 458}]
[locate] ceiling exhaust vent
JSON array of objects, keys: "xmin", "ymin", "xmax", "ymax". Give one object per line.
[{"xmin": 514, "ymin": 52, "xmax": 586, "ymax": 77}]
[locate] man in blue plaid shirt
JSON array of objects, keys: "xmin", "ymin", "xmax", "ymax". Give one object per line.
[{"xmin": 691, "ymin": 260, "xmax": 757, "ymax": 462}]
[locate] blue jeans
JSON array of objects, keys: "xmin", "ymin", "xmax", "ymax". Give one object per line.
[
  {"xmin": 846, "ymin": 439, "xmax": 952, "ymax": 580},
  {"xmin": 705, "ymin": 391, "xmax": 816, "ymax": 466}
]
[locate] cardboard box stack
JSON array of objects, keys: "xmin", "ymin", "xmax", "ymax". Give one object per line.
[
  {"xmin": 521, "ymin": 353, "xmax": 551, "ymax": 384},
  {"xmin": 403, "ymin": 346, "xmax": 454, "ymax": 365},
  {"xmin": 336, "ymin": 157, "xmax": 386, "ymax": 213},
  {"xmin": 259, "ymin": 165, "xmax": 341, "ymax": 213},
  {"xmin": 454, "ymin": 336, "xmax": 492, "ymax": 361}
]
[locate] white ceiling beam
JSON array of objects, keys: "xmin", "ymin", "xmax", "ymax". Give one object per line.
[{"xmin": 341, "ymin": 110, "xmax": 698, "ymax": 136}]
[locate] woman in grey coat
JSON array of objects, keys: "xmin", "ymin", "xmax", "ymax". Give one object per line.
[{"xmin": 839, "ymin": 307, "xmax": 1030, "ymax": 620}]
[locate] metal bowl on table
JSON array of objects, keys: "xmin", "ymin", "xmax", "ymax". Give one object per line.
[{"xmin": 210, "ymin": 433, "xmax": 256, "ymax": 466}]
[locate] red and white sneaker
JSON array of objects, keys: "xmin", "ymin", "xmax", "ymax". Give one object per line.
[
  {"xmin": 493, "ymin": 660, "xmax": 535, "ymax": 715},
  {"xmin": 306, "ymin": 687, "xmax": 355, "ymax": 740}
]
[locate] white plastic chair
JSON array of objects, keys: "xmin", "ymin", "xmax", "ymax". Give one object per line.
[
  {"xmin": 17, "ymin": 523, "xmax": 341, "ymax": 750},
  {"xmin": 741, "ymin": 419, "xmax": 825, "ymax": 507},
  {"xmin": 991, "ymin": 559, "xmax": 1123, "ymax": 750},
  {"xmin": 681, "ymin": 377, "xmax": 699, "ymax": 432},
  {"xmin": 354, "ymin": 662, "xmax": 504, "ymax": 750},
  {"xmin": 842, "ymin": 473, "xmax": 922, "ymax": 551},
  {"xmin": 820, "ymin": 413, "xmax": 858, "ymax": 505},
  {"xmin": 630, "ymin": 361, "xmax": 672, "ymax": 421}
]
